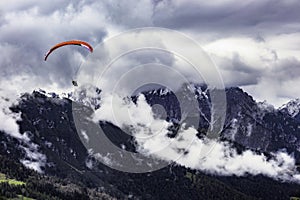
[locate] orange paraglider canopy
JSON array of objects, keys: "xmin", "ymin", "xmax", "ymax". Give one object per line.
[{"xmin": 44, "ymin": 40, "xmax": 93, "ymax": 61}]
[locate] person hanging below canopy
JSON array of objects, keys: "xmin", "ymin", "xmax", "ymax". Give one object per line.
[{"xmin": 44, "ymin": 40, "xmax": 93, "ymax": 86}]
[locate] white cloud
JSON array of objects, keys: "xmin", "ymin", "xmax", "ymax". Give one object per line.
[
  {"xmin": 0, "ymin": 104, "xmax": 22, "ymax": 139},
  {"xmin": 90, "ymin": 91, "xmax": 300, "ymax": 182},
  {"xmin": 19, "ymin": 139, "xmax": 47, "ymax": 173},
  {"xmin": 0, "ymin": 85, "xmax": 28, "ymax": 140}
]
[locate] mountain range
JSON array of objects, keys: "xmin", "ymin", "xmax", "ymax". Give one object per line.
[{"xmin": 1, "ymin": 85, "xmax": 300, "ymax": 199}]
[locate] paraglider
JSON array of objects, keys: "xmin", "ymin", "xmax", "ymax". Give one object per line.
[
  {"xmin": 44, "ymin": 40, "xmax": 93, "ymax": 86},
  {"xmin": 44, "ymin": 40, "xmax": 93, "ymax": 61}
]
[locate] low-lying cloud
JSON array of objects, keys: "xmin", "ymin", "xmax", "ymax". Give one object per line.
[{"xmin": 91, "ymin": 90, "xmax": 300, "ymax": 182}]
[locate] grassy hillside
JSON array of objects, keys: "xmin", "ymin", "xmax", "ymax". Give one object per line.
[
  {"xmin": 0, "ymin": 173, "xmax": 25, "ymax": 186},
  {"xmin": 0, "ymin": 155, "xmax": 114, "ymax": 200}
]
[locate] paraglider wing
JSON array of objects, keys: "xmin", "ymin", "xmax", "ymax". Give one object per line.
[{"xmin": 44, "ymin": 40, "xmax": 93, "ymax": 61}]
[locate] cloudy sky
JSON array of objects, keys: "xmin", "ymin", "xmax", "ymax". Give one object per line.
[{"xmin": 0, "ymin": 0, "xmax": 300, "ymax": 107}]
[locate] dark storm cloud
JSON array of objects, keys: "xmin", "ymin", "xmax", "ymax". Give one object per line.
[
  {"xmin": 230, "ymin": 53, "xmax": 260, "ymax": 74},
  {"xmin": 211, "ymin": 53, "xmax": 261, "ymax": 87},
  {"xmin": 241, "ymin": 57, "xmax": 300, "ymax": 106},
  {"xmin": 100, "ymin": 0, "xmax": 154, "ymax": 28},
  {"xmin": 0, "ymin": 0, "xmax": 90, "ymax": 16},
  {"xmin": 226, "ymin": 55, "xmax": 260, "ymax": 86},
  {"xmin": 153, "ymin": 0, "xmax": 300, "ymax": 37},
  {"xmin": 126, "ymin": 49, "xmax": 175, "ymax": 67},
  {"xmin": 270, "ymin": 58, "xmax": 300, "ymax": 81}
]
